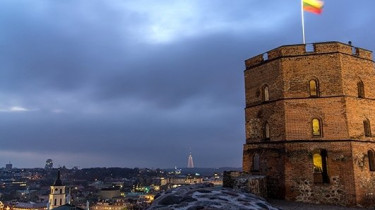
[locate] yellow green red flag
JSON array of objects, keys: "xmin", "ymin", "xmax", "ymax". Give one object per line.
[{"xmin": 303, "ymin": 0, "xmax": 324, "ymax": 14}]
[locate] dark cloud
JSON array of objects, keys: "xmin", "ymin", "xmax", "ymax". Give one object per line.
[{"xmin": 0, "ymin": 0, "xmax": 374, "ymax": 168}]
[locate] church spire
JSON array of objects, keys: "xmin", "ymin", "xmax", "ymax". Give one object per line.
[{"xmin": 53, "ymin": 170, "xmax": 63, "ymax": 186}]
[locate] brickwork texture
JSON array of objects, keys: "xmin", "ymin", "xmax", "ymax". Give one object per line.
[{"xmin": 243, "ymin": 41, "xmax": 375, "ymax": 207}]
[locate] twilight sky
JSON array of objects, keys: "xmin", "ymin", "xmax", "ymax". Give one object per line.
[{"xmin": 0, "ymin": 0, "xmax": 374, "ymax": 169}]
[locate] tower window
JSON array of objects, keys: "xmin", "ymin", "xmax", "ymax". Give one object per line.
[
  {"xmin": 309, "ymin": 79, "xmax": 319, "ymax": 97},
  {"xmin": 60, "ymin": 199, "xmax": 62, "ymax": 205},
  {"xmin": 313, "ymin": 153, "xmax": 323, "ymax": 173},
  {"xmin": 252, "ymin": 153, "xmax": 260, "ymax": 171},
  {"xmin": 357, "ymin": 81, "xmax": 365, "ymax": 98},
  {"xmin": 364, "ymin": 119, "xmax": 371, "ymax": 137},
  {"xmin": 368, "ymin": 150, "xmax": 375, "ymax": 171},
  {"xmin": 313, "ymin": 149, "xmax": 329, "ymax": 184},
  {"xmin": 54, "ymin": 199, "xmax": 57, "ymax": 206},
  {"xmin": 264, "ymin": 122, "xmax": 270, "ymax": 140},
  {"xmin": 262, "ymin": 85, "xmax": 269, "ymax": 102},
  {"xmin": 60, "ymin": 189, "xmax": 62, "ymax": 194},
  {"xmin": 312, "ymin": 118, "xmax": 322, "ymax": 137}
]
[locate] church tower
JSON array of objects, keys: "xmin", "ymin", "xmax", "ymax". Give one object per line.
[
  {"xmin": 243, "ymin": 42, "xmax": 375, "ymax": 206},
  {"xmin": 49, "ymin": 170, "xmax": 66, "ymax": 209}
]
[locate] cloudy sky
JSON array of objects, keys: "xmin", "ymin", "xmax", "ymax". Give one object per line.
[{"xmin": 0, "ymin": 0, "xmax": 374, "ymax": 169}]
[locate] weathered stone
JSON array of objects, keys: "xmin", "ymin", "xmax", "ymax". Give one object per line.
[
  {"xmin": 158, "ymin": 195, "xmax": 182, "ymax": 205},
  {"xmin": 197, "ymin": 189, "xmax": 211, "ymax": 193},
  {"xmin": 180, "ymin": 196, "xmax": 198, "ymax": 203},
  {"xmin": 148, "ymin": 184, "xmax": 278, "ymax": 210}
]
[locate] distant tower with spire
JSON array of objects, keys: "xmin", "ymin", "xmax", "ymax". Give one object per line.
[
  {"xmin": 49, "ymin": 170, "xmax": 66, "ymax": 209},
  {"xmin": 187, "ymin": 152, "xmax": 194, "ymax": 168}
]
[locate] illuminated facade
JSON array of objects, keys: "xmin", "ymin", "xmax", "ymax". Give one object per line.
[{"xmin": 49, "ymin": 171, "xmax": 66, "ymax": 209}]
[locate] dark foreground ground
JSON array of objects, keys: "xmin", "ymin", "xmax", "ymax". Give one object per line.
[{"xmin": 268, "ymin": 199, "xmax": 374, "ymax": 210}]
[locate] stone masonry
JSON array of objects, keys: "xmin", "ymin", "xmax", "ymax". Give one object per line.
[{"xmin": 243, "ymin": 42, "xmax": 375, "ymax": 206}]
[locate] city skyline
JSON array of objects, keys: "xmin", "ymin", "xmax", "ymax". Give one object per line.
[{"xmin": 0, "ymin": 0, "xmax": 374, "ymax": 168}]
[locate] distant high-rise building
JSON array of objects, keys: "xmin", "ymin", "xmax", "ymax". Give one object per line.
[
  {"xmin": 187, "ymin": 152, "xmax": 194, "ymax": 168},
  {"xmin": 5, "ymin": 162, "xmax": 12, "ymax": 171},
  {"xmin": 45, "ymin": 159, "xmax": 53, "ymax": 169}
]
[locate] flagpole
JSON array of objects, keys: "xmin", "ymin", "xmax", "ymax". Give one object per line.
[{"xmin": 301, "ymin": 0, "xmax": 306, "ymax": 44}]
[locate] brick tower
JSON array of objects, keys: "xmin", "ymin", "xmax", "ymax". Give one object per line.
[{"xmin": 242, "ymin": 42, "xmax": 375, "ymax": 206}]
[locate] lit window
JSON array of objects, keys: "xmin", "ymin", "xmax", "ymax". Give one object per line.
[
  {"xmin": 313, "ymin": 149, "xmax": 329, "ymax": 184},
  {"xmin": 358, "ymin": 81, "xmax": 365, "ymax": 98},
  {"xmin": 312, "ymin": 118, "xmax": 322, "ymax": 137},
  {"xmin": 263, "ymin": 85, "xmax": 269, "ymax": 102},
  {"xmin": 264, "ymin": 122, "xmax": 270, "ymax": 140},
  {"xmin": 252, "ymin": 154, "xmax": 260, "ymax": 171},
  {"xmin": 364, "ymin": 119, "xmax": 371, "ymax": 137},
  {"xmin": 309, "ymin": 79, "xmax": 319, "ymax": 97},
  {"xmin": 313, "ymin": 153, "xmax": 322, "ymax": 172},
  {"xmin": 368, "ymin": 150, "xmax": 375, "ymax": 171}
]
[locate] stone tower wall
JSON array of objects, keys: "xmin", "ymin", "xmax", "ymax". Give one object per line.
[{"xmin": 351, "ymin": 142, "xmax": 375, "ymax": 205}]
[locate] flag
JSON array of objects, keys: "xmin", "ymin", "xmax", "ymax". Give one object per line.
[{"xmin": 303, "ymin": 0, "xmax": 324, "ymax": 14}]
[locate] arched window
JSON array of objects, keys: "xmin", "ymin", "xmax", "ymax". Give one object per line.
[
  {"xmin": 368, "ymin": 150, "xmax": 375, "ymax": 171},
  {"xmin": 262, "ymin": 85, "xmax": 269, "ymax": 102},
  {"xmin": 313, "ymin": 149, "xmax": 329, "ymax": 184},
  {"xmin": 309, "ymin": 79, "xmax": 319, "ymax": 97},
  {"xmin": 312, "ymin": 118, "xmax": 322, "ymax": 137},
  {"xmin": 364, "ymin": 119, "xmax": 371, "ymax": 137},
  {"xmin": 252, "ymin": 153, "xmax": 260, "ymax": 171},
  {"xmin": 264, "ymin": 122, "xmax": 270, "ymax": 140},
  {"xmin": 357, "ymin": 81, "xmax": 365, "ymax": 98}
]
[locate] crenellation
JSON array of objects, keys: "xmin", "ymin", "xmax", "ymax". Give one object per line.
[
  {"xmin": 245, "ymin": 54, "xmax": 264, "ymax": 69},
  {"xmin": 357, "ymin": 48, "xmax": 373, "ymax": 60},
  {"xmin": 245, "ymin": 42, "xmax": 373, "ymax": 70}
]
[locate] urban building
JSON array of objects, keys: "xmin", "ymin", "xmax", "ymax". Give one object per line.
[
  {"xmin": 5, "ymin": 163, "xmax": 12, "ymax": 171},
  {"xmin": 48, "ymin": 171, "xmax": 66, "ymax": 209},
  {"xmin": 168, "ymin": 175, "xmax": 203, "ymax": 186},
  {"xmin": 92, "ymin": 200, "xmax": 128, "ymax": 210},
  {"xmin": 243, "ymin": 42, "xmax": 375, "ymax": 206},
  {"xmin": 52, "ymin": 204, "xmax": 84, "ymax": 210},
  {"xmin": 98, "ymin": 187, "xmax": 121, "ymax": 200}
]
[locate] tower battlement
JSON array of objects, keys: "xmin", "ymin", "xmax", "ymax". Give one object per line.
[{"xmin": 245, "ymin": 41, "xmax": 373, "ymax": 70}]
